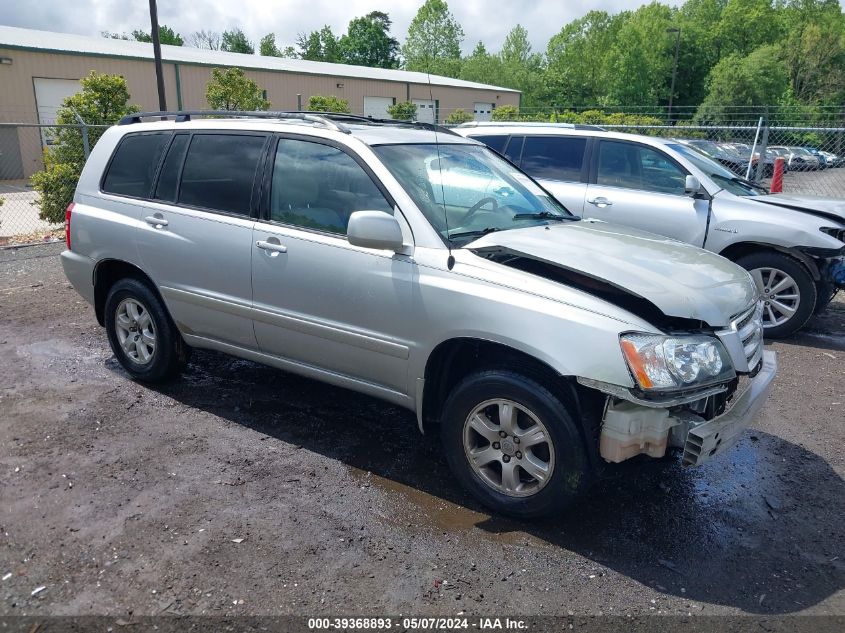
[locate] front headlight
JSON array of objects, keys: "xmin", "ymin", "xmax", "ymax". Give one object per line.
[{"xmin": 620, "ymin": 333, "xmax": 736, "ymax": 392}]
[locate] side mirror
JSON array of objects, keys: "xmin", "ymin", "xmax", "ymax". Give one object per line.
[
  {"xmin": 684, "ymin": 175, "xmax": 703, "ymax": 196},
  {"xmin": 347, "ymin": 211, "xmax": 405, "ymax": 251}
]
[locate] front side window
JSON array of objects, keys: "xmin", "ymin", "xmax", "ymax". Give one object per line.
[
  {"xmin": 102, "ymin": 132, "xmax": 170, "ymax": 198},
  {"xmin": 179, "ymin": 134, "xmax": 266, "ymax": 215},
  {"xmin": 597, "ymin": 141, "xmax": 686, "ymax": 195},
  {"xmin": 520, "ymin": 136, "xmax": 587, "ymax": 182},
  {"xmin": 668, "ymin": 142, "xmax": 767, "ymax": 197},
  {"xmin": 373, "ymin": 143, "xmax": 573, "ymax": 245},
  {"xmin": 270, "ymin": 138, "xmax": 392, "ymax": 235}
]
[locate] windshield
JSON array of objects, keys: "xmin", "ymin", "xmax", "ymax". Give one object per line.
[
  {"xmin": 668, "ymin": 142, "xmax": 768, "ymax": 197},
  {"xmin": 686, "ymin": 140, "xmax": 724, "ymax": 157},
  {"xmin": 372, "ymin": 143, "xmax": 574, "ymax": 245}
]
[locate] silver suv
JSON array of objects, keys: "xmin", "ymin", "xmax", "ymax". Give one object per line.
[
  {"xmin": 456, "ymin": 124, "xmax": 845, "ymax": 338},
  {"xmin": 61, "ymin": 111, "xmax": 776, "ymax": 518}
]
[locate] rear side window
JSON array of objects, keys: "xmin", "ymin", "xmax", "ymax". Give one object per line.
[
  {"xmin": 179, "ymin": 134, "xmax": 266, "ymax": 215},
  {"xmin": 102, "ymin": 133, "xmax": 170, "ymax": 197},
  {"xmin": 472, "ymin": 135, "xmax": 509, "ymax": 154},
  {"xmin": 153, "ymin": 134, "xmax": 189, "ymax": 202},
  {"xmin": 520, "ymin": 136, "xmax": 587, "ymax": 182}
]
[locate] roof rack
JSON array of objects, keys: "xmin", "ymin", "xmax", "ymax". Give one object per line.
[
  {"xmin": 118, "ymin": 110, "xmax": 462, "ymax": 137},
  {"xmin": 118, "ymin": 110, "xmax": 352, "ymax": 133},
  {"xmin": 456, "ymin": 121, "xmax": 606, "ymax": 132}
]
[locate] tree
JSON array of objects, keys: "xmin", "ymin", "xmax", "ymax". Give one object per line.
[
  {"xmin": 307, "ymin": 95, "xmax": 351, "ymax": 113},
  {"xmin": 459, "ymin": 42, "xmax": 503, "ymax": 84},
  {"xmin": 695, "ymin": 45, "xmax": 789, "ymax": 122},
  {"xmin": 387, "ymin": 101, "xmax": 417, "ymax": 120},
  {"xmin": 544, "ymin": 11, "xmax": 621, "ymax": 108},
  {"xmin": 297, "ymin": 26, "xmax": 341, "ymax": 62},
  {"xmin": 403, "ymin": 0, "xmax": 464, "ymax": 77},
  {"xmin": 498, "ymin": 25, "xmax": 545, "ymax": 109},
  {"xmin": 259, "ymin": 33, "xmax": 281, "ymax": 57},
  {"xmin": 221, "ymin": 28, "xmax": 255, "ymax": 54},
  {"xmin": 445, "ymin": 108, "xmax": 473, "ymax": 124},
  {"xmin": 339, "ymin": 11, "xmax": 400, "ymax": 68},
  {"xmin": 128, "ymin": 25, "xmax": 184, "ymax": 46},
  {"xmin": 205, "ymin": 68, "xmax": 270, "ymax": 110},
  {"xmin": 187, "ymin": 30, "xmax": 221, "ymax": 50},
  {"xmin": 716, "ymin": 0, "xmax": 782, "ymax": 58},
  {"xmin": 30, "ymin": 73, "xmax": 139, "ymax": 223}
]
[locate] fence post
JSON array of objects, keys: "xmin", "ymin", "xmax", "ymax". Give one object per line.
[
  {"xmin": 754, "ymin": 120, "xmax": 770, "ymax": 183},
  {"xmin": 70, "ymin": 108, "xmax": 90, "ymax": 159}
]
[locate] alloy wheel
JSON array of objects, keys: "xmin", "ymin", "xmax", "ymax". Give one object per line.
[
  {"xmin": 463, "ymin": 398, "xmax": 555, "ymax": 498},
  {"xmin": 750, "ymin": 267, "xmax": 801, "ymax": 328},
  {"xmin": 114, "ymin": 298, "xmax": 156, "ymax": 364}
]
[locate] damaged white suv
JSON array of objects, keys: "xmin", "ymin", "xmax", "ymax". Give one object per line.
[{"xmin": 61, "ymin": 112, "xmax": 776, "ymax": 518}]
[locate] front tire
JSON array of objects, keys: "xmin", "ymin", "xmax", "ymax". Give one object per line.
[
  {"xmin": 440, "ymin": 370, "xmax": 591, "ymax": 519},
  {"xmin": 104, "ymin": 278, "xmax": 188, "ymax": 383},
  {"xmin": 735, "ymin": 252, "xmax": 817, "ymax": 339}
]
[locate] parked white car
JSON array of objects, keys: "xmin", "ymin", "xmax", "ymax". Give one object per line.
[
  {"xmin": 457, "ymin": 124, "xmax": 845, "ymax": 337},
  {"xmin": 61, "ymin": 111, "xmax": 776, "ymax": 518}
]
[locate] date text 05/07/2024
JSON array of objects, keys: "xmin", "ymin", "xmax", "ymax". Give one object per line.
[{"xmin": 307, "ymin": 616, "xmax": 528, "ymax": 630}]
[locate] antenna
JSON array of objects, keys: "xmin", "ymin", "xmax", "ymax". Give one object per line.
[{"xmin": 426, "ymin": 70, "xmax": 455, "ymax": 270}]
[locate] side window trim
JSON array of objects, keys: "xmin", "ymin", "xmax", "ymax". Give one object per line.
[
  {"xmin": 258, "ymin": 133, "xmax": 398, "ymax": 236},
  {"xmin": 503, "ymin": 135, "xmax": 525, "ymax": 165},
  {"xmin": 151, "ymin": 132, "xmax": 190, "ymax": 203},
  {"xmin": 592, "ymin": 138, "xmax": 691, "ymax": 195},
  {"xmin": 98, "ymin": 131, "xmax": 173, "ymax": 199},
  {"xmin": 173, "ymin": 130, "xmax": 270, "ymax": 219}
]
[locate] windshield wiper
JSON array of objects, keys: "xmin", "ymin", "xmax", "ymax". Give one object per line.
[
  {"xmin": 448, "ymin": 227, "xmax": 502, "ymax": 241},
  {"xmin": 511, "ymin": 211, "xmax": 570, "ymax": 222},
  {"xmin": 729, "ymin": 176, "xmax": 769, "ymax": 194}
]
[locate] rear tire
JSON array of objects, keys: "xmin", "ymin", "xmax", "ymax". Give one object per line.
[
  {"xmin": 440, "ymin": 369, "xmax": 591, "ymax": 519},
  {"xmin": 735, "ymin": 252, "xmax": 817, "ymax": 339},
  {"xmin": 104, "ymin": 278, "xmax": 188, "ymax": 383}
]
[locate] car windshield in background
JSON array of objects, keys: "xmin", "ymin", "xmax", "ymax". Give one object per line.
[
  {"xmin": 372, "ymin": 143, "xmax": 574, "ymax": 245},
  {"xmin": 668, "ymin": 142, "xmax": 768, "ymax": 197}
]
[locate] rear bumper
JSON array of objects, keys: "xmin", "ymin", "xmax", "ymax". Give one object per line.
[
  {"xmin": 60, "ymin": 249, "xmax": 96, "ymax": 306},
  {"xmin": 682, "ymin": 350, "xmax": 777, "ymax": 466}
]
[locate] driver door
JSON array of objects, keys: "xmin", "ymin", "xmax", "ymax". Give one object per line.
[{"xmin": 584, "ymin": 140, "xmax": 709, "ymax": 247}]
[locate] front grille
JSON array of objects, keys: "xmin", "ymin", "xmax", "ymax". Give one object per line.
[{"xmin": 732, "ymin": 301, "xmax": 764, "ymax": 371}]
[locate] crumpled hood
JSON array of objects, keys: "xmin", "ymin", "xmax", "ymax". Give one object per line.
[
  {"xmin": 753, "ymin": 194, "xmax": 845, "ymax": 223},
  {"xmin": 468, "ymin": 220, "xmax": 758, "ymax": 327}
]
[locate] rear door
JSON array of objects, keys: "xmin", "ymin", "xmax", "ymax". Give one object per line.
[
  {"xmin": 135, "ymin": 131, "xmax": 269, "ymax": 349},
  {"xmin": 584, "ymin": 139, "xmax": 709, "ymax": 246},
  {"xmin": 516, "ymin": 135, "xmax": 589, "ymax": 215}
]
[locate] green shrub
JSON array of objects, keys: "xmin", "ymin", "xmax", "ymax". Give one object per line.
[
  {"xmin": 387, "ymin": 101, "xmax": 418, "ymax": 121},
  {"xmin": 492, "ymin": 105, "xmax": 519, "ymax": 121},
  {"xmin": 29, "ymin": 72, "xmax": 138, "ymax": 224},
  {"xmin": 307, "ymin": 95, "xmax": 351, "ymax": 113},
  {"xmin": 206, "ymin": 67, "xmax": 270, "ymax": 111},
  {"xmin": 445, "ymin": 108, "xmax": 473, "ymax": 124}
]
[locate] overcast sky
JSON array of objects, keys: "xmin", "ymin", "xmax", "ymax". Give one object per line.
[{"xmin": 3, "ymin": 0, "xmax": 693, "ymax": 54}]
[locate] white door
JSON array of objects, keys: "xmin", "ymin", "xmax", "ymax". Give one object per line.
[
  {"xmin": 363, "ymin": 96, "xmax": 394, "ymax": 119},
  {"xmin": 473, "ymin": 102, "xmax": 493, "ymax": 122},
  {"xmin": 33, "ymin": 78, "xmax": 81, "ymax": 147},
  {"xmin": 413, "ymin": 99, "xmax": 436, "ymax": 124}
]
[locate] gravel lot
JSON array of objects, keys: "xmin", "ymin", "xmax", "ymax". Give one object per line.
[{"xmin": 1, "ymin": 243, "xmax": 843, "ymax": 620}]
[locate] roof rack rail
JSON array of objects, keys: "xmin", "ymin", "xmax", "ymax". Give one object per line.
[
  {"xmin": 280, "ymin": 111, "xmax": 461, "ymax": 137},
  {"xmin": 118, "ymin": 110, "xmax": 352, "ymax": 134}
]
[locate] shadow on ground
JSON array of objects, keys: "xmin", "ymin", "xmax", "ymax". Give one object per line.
[{"xmin": 128, "ymin": 348, "xmax": 845, "ymax": 616}]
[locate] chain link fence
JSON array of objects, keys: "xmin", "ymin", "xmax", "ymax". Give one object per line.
[
  {"xmin": 0, "ymin": 118, "xmax": 109, "ymax": 246},
  {"xmin": 2, "ymin": 108, "xmax": 845, "ymax": 245}
]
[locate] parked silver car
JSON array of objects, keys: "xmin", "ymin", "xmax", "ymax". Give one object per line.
[
  {"xmin": 768, "ymin": 145, "xmax": 822, "ymax": 171},
  {"xmin": 62, "ymin": 112, "xmax": 776, "ymax": 518},
  {"xmin": 458, "ymin": 125, "xmax": 845, "ymax": 337}
]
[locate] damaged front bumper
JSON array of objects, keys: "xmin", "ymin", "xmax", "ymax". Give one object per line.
[
  {"xmin": 680, "ymin": 350, "xmax": 777, "ymax": 465},
  {"xmin": 581, "ymin": 350, "xmax": 777, "ymax": 466}
]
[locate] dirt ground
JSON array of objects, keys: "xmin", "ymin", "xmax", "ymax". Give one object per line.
[{"xmin": 1, "ymin": 243, "xmax": 843, "ymax": 620}]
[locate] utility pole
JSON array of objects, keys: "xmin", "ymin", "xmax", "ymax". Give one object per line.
[
  {"xmin": 666, "ymin": 27, "xmax": 680, "ymax": 124},
  {"xmin": 149, "ymin": 0, "xmax": 167, "ymax": 111}
]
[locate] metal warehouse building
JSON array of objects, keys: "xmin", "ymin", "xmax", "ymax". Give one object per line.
[{"xmin": 0, "ymin": 25, "xmax": 520, "ymax": 178}]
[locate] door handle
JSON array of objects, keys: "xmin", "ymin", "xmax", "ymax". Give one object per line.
[
  {"xmin": 256, "ymin": 240, "xmax": 288, "ymax": 254},
  {"xmin": 586, "ymin": 197, "xmax": 612, "ymax": 208},
  {"xmin": 144, "ymin": 215, "xmax": 168, "ymax": 228}
]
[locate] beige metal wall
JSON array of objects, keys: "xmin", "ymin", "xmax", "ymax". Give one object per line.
[{"xmin": 0, "ymin": 47, "xmax": 519, "ymax": 177}]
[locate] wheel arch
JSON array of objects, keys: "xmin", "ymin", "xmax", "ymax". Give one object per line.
[
  {"xmin": 718, "ymin": 241, "xmax": 821, "ymax": 281},
  {"xmin": 93, "ymin": 259, "xmax": 164, "ymax": 326},
  {"xmin": 420, "ymin": 337, "xmax": 605, "ymax": 468}
]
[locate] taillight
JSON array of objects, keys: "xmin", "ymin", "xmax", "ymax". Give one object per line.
[{"xmin": 65, "ymin": 202, "xmax": 75, "ymax": 250}]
